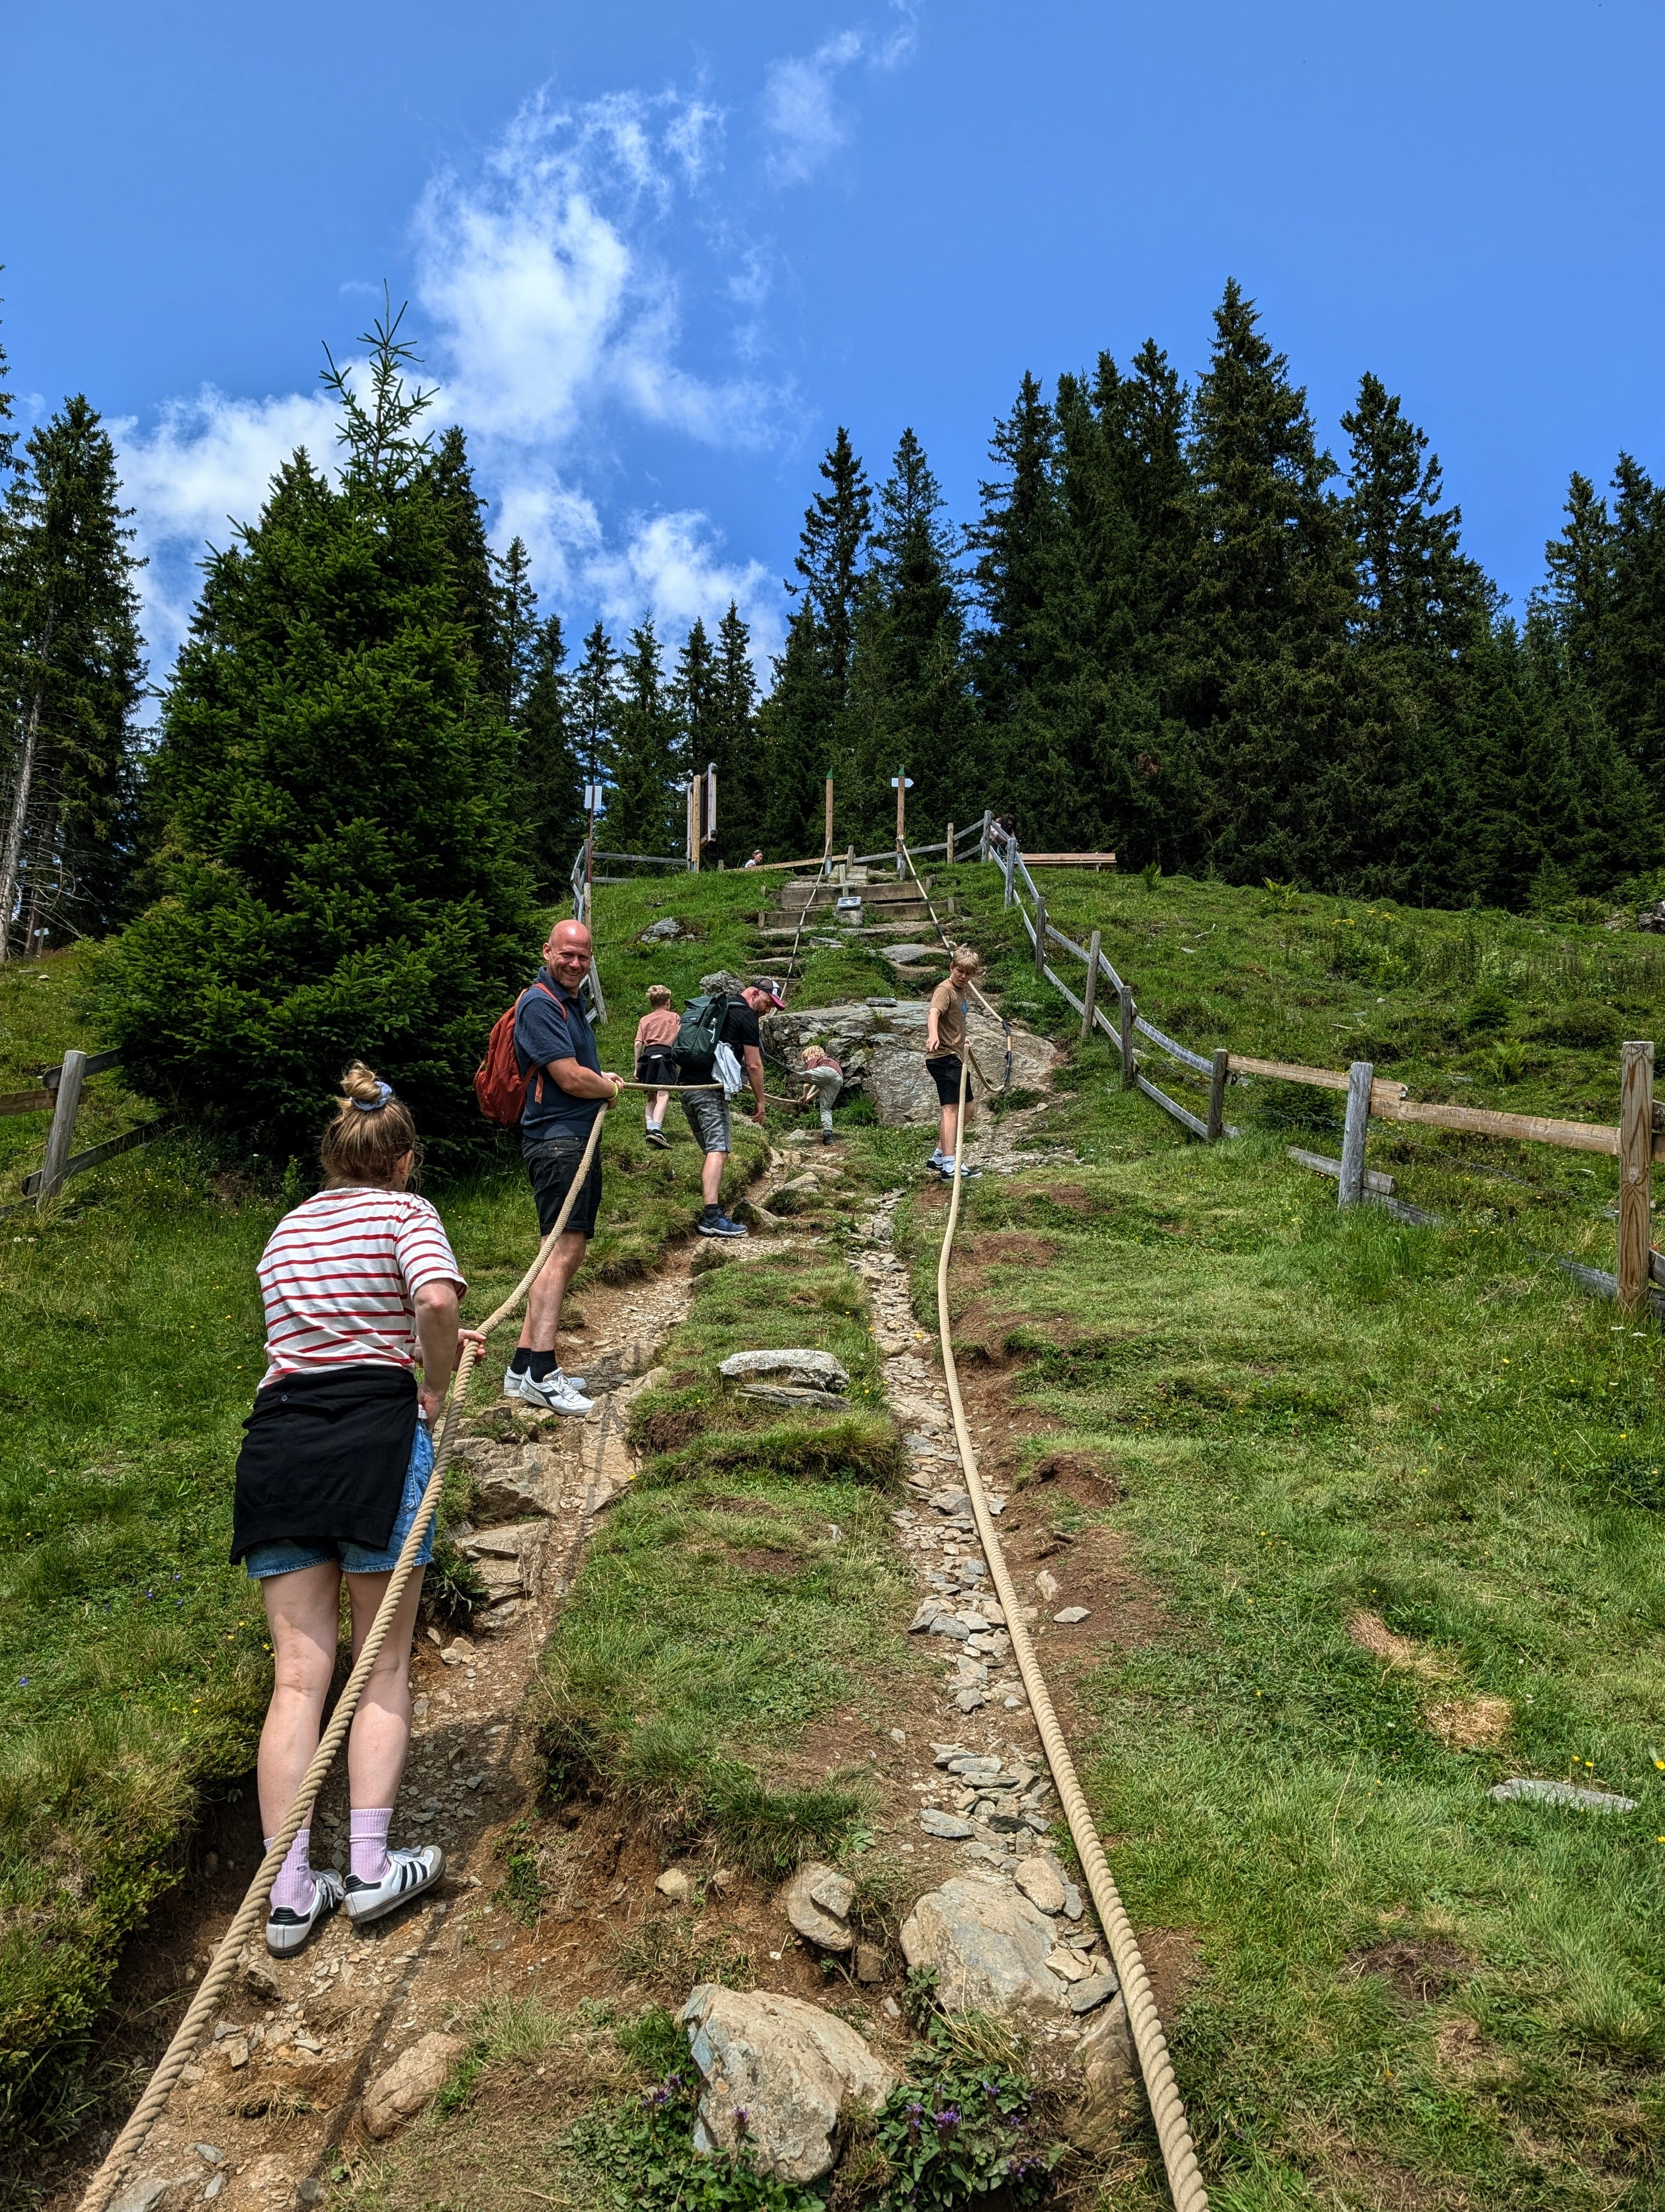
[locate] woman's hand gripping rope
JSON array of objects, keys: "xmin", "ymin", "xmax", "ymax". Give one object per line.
[
  {"xmin": 933, "ymin": 1058, "xmax": 1207, "ymax": 2212},
  {"xmin": 76, "ymin": 1104, "xmax": 611, "ymax": 2212}
]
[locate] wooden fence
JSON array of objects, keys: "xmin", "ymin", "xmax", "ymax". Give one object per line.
[
  {"xmin": 1, "ymin": 1048, "xmax": 173, "ymax": 1215},
  {"xmin": 985, "ymin": 827, "xmax": 1663, "ymax": 1318}
]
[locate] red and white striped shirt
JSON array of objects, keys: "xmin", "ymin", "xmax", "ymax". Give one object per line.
[{"xmin": 256, "ymin": 1186, "xmax": 466, "ymax": 1386}]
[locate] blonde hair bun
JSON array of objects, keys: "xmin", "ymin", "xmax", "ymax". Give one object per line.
[{"xmin": 339, "ymin": 1061, "xmax": 386, "ymax": 1106}]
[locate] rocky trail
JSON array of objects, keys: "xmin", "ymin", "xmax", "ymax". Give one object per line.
[{"xmin": 54, "ymin": 1077, "xmax": 1175, "ymax": 2212}]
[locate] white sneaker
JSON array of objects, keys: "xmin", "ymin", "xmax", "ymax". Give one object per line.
[
  {"xmin": 344, "ymin": 1843, "xmax": 446, "ymax": 1927},
  {"xmin": 265, "ymin": 1865, "xmax": 345, "ymax": 1957},
  {"xmin": 504, "ymin": 1366, "xmax": 593, "ymax": 1416}
]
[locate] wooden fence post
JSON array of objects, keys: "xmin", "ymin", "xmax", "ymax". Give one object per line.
[
  {"xmin": 1080, "ymin": 929, "xmax": 1101, "ymax": 1043},
  {"xmin": 1119, "ymin": 987, "xmax": 1135, "ymax": 1089},
  {"xmin": 979, "ymin": 809, "xmax": 993, "ymax": 863},
  {"xmin": 1207, "ymin": 1048, "xmax": 1230, "ymax": 1143},
  {"xmin": 1003, "ymin": 837, "xmax": 1015, "ymax": 907},
  {"xmin": 1034, "ymin": 896, "xmax": 1047, "ymax": 979},
  {"xmin": 1618, "ymin": 1039, "xmax": 1654, "ymax": 1313},
  {"xmin": 1338, "ymin": 1061, "xmax": 1373, "ymax": 1208},
  {"xmin": 945, "ymin": 822, "xmax": 955, "ymax": 867},
  {"xmin": 38, "ymin": 1048, "xmax": 86, "ymax": 1211}
]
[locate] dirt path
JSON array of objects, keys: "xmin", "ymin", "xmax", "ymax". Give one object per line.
[{"xmin": 46, "ymin": 1260, "xmax": 701, "ymax": 2212}]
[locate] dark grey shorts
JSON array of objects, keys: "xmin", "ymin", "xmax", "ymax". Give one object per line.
[
  {"xmin": 525, "ymin": 1135, "xmax": 602, "ymax": 1238},
  {"xmin": 681, "ymin": 1087, "xmax": 732, "ymax": 1155}
]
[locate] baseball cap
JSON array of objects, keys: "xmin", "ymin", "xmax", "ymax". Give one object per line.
[{"xmin": 749, "ymin": 978, "xmax": 787, "ymax": 1007}]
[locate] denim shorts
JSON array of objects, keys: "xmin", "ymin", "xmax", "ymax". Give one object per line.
[
  {"xmin": 525, "ymin": 1132, "xmax": 603, "ymax": 1238},
  {"xmin": 682, "ymin": 1087, "xmax": 731, "ymax": 1155},
  {"xmin": 243, "ymin": 1422, "xmax": 436, "ymax": 1580}
]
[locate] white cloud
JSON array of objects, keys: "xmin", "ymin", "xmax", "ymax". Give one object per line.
[
  {"xmin": 114, "ymin": 384, "xmax": 343, "ymax": 649},
  {"xmin": 585, "ymin": 510, "xmax": 780, "ymax": 668},
  {"xmin": 761, "ymin": 8, "xmax": 917, "ymax": 186}
]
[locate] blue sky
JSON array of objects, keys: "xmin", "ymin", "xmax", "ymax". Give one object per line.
[{"xmin": 4, "ymin": 0, "xmax": 1661, "ymax": 679}]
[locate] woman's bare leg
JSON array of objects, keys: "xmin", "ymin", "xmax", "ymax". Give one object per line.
[
  {"xmin": 342, "ymin": 1568, "xmax": 427, "ymax": 1810},
  {"xmin": 257, "ymin": 1563, "xmax": 344, "ymax": 1836}
]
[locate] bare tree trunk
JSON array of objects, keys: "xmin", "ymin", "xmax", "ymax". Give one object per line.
[
  {"xmin": 0, "ymin": 683, "xmax": 45, "ymax": 962},
  {"xmin": 20, "ymin": 800, "xmax": 58, "ymax": 956}
]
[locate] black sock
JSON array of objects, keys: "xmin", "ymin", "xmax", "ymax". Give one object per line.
[
  {"xmin": 509, "ymin": 1347, "xmax": 532, "ymax": 1375},
  {"xmin": 528, "ymin": 1349, "xmax": 559, "ymax": 1382},
  {"xmin": 702, "ymin": 1202, "xmax": 721, "ymax": 1220}
]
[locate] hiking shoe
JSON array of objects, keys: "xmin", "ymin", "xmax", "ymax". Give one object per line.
[
  {"xmin": 344, "ymin": 1844, "xmax": 446, "ymax": 1928},
  {"xmin": 504, "ymin": 1366, "xmax": 594, "ymax": 1416},
  {"xmin": 697, "ymin": 1213, "xmax": 749, "ymax": 1238},
  {"xmin": 926, "ymin": 1149, "xmax": 947, "ymax": 1169},
  {"xmin": 820, "ymin": 1131, "xmax": 836, "ymax": 1146},
  {"xmin": 644, "ymin": 1128, "xmax": 671, "ymax": 1149},
  {"xmin": 938, "ymin": 1160, "xmax": 982, "ymax": 1181},
  {"xmin": 265, "ymin": 1865, "xmax": 345, "ymax": 1957}
]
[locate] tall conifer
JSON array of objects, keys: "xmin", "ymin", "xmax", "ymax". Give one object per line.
[
  {"xmin": 608, "ymin": 617, "xmax": 680, "ymax": 854},
  {"xmin": 711, "ymin": 602, "xmax": 767, "ymax": 864},
  {"xmin": 516, "ymin": 612, "xmax": 584, "ymax": 897},
  {"xmin": 99, "ymin": 305, "xmax": 533, "ymax": 1162}
]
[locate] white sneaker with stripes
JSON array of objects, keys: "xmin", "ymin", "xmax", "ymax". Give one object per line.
[
  {"xmin": 344, "ymin": 1843, "xmax": 446, "ymax": 1927},
  {"xmin": 265, "ymin": 1865, "xmax": 345, "ymax": 1956}
]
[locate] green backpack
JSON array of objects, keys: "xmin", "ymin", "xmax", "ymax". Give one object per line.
[{"xmin": 675, "ymin": 991, "xmax": 731, "ymax": 1071}]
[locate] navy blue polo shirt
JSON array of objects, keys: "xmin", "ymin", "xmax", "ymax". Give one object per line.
[{"xmin": 514, "ymin": 970, "xmax": 602, "ymax": 1144}]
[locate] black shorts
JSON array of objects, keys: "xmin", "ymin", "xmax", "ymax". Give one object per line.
[
  {"xmin": 925, "ymin": 1053, "xmax": 971, "ymax": 1107},
  {"xmin": 636, "ymin": 1050, "xmax": 679, "ymax": 1087},
  {"xmin": 524, "ymin": 1134, "xmax": 602, "ymax": 1239}
]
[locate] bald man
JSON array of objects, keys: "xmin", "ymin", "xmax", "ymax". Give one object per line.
[{"xmin": 505, "ymin": 918, "xmax": 624, "ymax": 1416}]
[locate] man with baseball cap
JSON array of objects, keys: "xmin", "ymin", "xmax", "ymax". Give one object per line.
[{"xmin": 682, "ymin": 976, "xmax": 782, "ymax": 1238}]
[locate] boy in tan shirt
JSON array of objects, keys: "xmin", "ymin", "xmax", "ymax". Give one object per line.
[{"xmin": 924, "ymin": 946, "xmax": 982, "ymax": 1179}]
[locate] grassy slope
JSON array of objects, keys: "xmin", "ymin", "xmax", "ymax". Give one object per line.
[
  {"xmin": 0, "ymin": 878, "xmax": 777, "ymax": 2142},
  {"xmin": 890, "ymin": 864, "xmax": 1665, "ymax": 2207}
]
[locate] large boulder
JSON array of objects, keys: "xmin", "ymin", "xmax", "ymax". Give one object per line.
[
  {"xmin": 900, "ymin": 1877, "xmax": 1081, "ymax": 2013},
  {"xmin": 680, "ymin": 1986, "xmax": 896, "ymax": 2183},
  {"xmin": 718, "ymin": 1350, "xmax": 849, "ymax": 1394},
  {"xmin": 361, "ymin": 2031, "xmax": 463, "ymax": 2139},
  {"xmin": 759, "ymin": 1003, "xmax": 1057, "ymax": 1126}
]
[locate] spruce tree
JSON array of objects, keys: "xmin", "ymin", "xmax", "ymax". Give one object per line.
[
  {"xmin": 429, "ymin": 423, "xmax": 515, "ymax": 712},
  {"xmin": 848, "ymin": 428, "xmax": 980, "ymax": 841},
  {"xmin": 1601, "ymin": 455, "xmax": 1665, "ymax": 781},
  {"xmin": 608, "ymin": 617, "xmax": 680, "ymax": 855},
  {"xmin": 98, "ymin": 305, "xmax": 533, "ymax": 1165},
  {"xmin": 708, "ymin": 603, "xmax": 767, "ymax": 865},
  {"xmin": 571, "ymin": 620, "xmax": 617, "ymax": 854},
  {"xmin": 759, "ymin": 603, "xmax": 831, "ymax": 857},
  {"xmin": 496, "ymin": 534, "xmax": 540, "ymax": 716},
  {"xmin": 1343, "ymin": 374, "xmax": 1487, "ymax": 658},
  {"xmin": 1541, "ymin": 472, "xmax": 1613, "ymax": 689},
  {"xmin": 0, "ymin": 397, "xmax": 145, "ymax": 954},
  {"xmin": 968, "ymin": 372, "xmax": 1059, "ymax": 745},
  {"xmin": 675, "ymin": 614, "xmax": 718, "ymax": 847},
  {"xmin": 516, "ymin": 612, "xmax": 585, "ymax": 899},
  {"xmin": 793, "ymin": 427, "xmax": 871, "ymax": 706},
  {"xmin": 1177, "ymin": 279, "xmax": 1357, "ymax": 882}
]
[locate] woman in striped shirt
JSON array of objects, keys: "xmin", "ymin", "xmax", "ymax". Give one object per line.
[{"xmin": 232, "ymin": 1063, "xmax": 482, "ymax": 1954}]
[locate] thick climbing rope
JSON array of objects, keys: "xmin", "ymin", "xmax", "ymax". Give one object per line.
[
  {"xmin": 77, "ymin": 1105, "xmax": 610, "ymax": 2212},
  {"xmin": 932, "ymin": 1059, "xmax": 1207, "ymax": 2212}
]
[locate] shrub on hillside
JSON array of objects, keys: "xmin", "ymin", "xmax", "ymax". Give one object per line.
[{"xmin": 96, "ymin": 315, "xmax": 536, "ymax": 1170}]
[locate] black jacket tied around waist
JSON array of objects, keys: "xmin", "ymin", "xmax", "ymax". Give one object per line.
[{"xmin": 231, "ymin": 1364, "xmax": 419, "ymax": 1563}]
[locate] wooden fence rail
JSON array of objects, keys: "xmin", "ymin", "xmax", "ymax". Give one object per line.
[{"xmin": 990, "ymin": 837, "xmax": 1662, "ymax": 1314}]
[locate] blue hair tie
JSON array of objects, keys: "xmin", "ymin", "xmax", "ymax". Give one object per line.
[{"xmin": 350, "ymin": 1081, "xmax": 393, "ymax": 1112}]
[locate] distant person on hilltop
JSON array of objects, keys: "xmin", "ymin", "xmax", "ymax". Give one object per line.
[
  {"xmin": 232, "ymin": 1062, "xmax": 481, "ymax": 1955},
  {"xmin": 743, "ymin": 848, "xmax": 763, "ymax": 868},
  {"xmin": 634, "ymin": 982, "xmax": 680, "ymax": 1149},
  {"xmin": 505, "ymin": 916, "xmax": 625, "ymax": 1415},
  {"xmin": 925, "ymin": 946, "xmax": 984, "ymax": 1181}
]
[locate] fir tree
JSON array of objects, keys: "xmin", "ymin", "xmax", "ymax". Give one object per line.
[
  {"xmin": 608, "ymin": 617, "xmax": 680, "ymax": 855},
  {"xmin": 793, "ymin": 427, "xmax": 871, "ymax": 707},
  {"xmin": 1541, "ymin": 471, "xmax": 1613, "ymax": 689},
  {"xmin": 496, "ymin": 534, "xmax": 541, "ymax": 717},
  {"xmin": 675, "ymin": 615, "xmax": 718, "ymax": 861},
  {"xmin": 571, "ymin": 620, "xmax": 617, "ymax": 852},
  {"xmin": 0, "ymin": 397, "xmax": 145, "ymax": 954},
  {"xmin": 847, "ymin": 428, "xmax": 979, "ymax": 842},
  {"xmin": 1178, "ymin": 279, "xmax": 1357, "ymax": 881},
  {"xmin": 968, "ymin": 371, "xmax": 1059, "ymax": 746},
  {"xmin": 1601, "ymin": 455, "xmax": 1665, "ymax": 781},
  {"xmin": 1343, "ymin": 374, "xmax": 1488, "ymax": 658},
  {"xmin": 711, "ymin": 602, "xmax": 765, "ymax": 865},
  {"xmin": 516, "ymin": 612, "xmax": 585, "ymax": 898},
  {"xmin": 759, "ymin": 603, "xmax": 832, "ymax": 857},
  {"xmin": 98, "ymin": 303, "xmax": 533, "ymax": 1164},
  {"xmin": 430, "ymin": 424, "xmax": 514, "ymax": 712}
]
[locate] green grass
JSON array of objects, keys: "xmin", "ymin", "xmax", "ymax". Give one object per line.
[
  {"xmin": 0, "ymin": 902, "xmax": 770, "ymax": 2145},
  {"xmin": 892, "ymin": 1019, "xmax": 1665, "ymax": 2206},
  {"xmin": 537, "ymin": 1238, "xmax": 917, "ymax": 1876}
]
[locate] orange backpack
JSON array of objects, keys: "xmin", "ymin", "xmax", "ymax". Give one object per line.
[{"xmin": 474, "ymin": 981, "xmax": 559, "ymax": 1125}]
